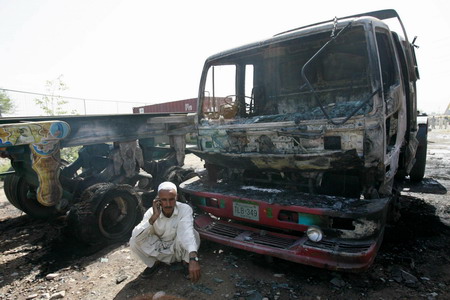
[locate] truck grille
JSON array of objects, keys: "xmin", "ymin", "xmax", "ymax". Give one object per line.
[
  {"xmin": 206, "ymin": 222, "xmax": 244, "ymax": 238},
  {"xmin": 248, "ymin": 233, "xmax": 297, "ymax": 249},
  {"xmin": 204, "ymin": 222, "xmax": 297, "ymax": 249},
  {"xmin": 304, "ymin": 240, "xmax": 372, "ymax": 253}
]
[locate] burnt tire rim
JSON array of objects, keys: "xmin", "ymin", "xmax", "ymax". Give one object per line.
[{"xmin": 96, "ymin": 190, "xmax": 139, "ymax": 240}]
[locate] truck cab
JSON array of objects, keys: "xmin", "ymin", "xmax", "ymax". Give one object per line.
[{"xmin": 181, "ymin": 10, "xmax": 423, "ymax": 271}]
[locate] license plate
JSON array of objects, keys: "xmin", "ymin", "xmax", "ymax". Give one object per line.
[{"xmin": 233, "ymin": 201, "xmax": 259, "ymax": 221}]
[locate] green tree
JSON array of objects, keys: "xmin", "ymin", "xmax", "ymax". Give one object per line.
[
  {"xmin": 0, "ymin": 90, "xmax": 15, "ymax": 117},
  {"xmin": 34, "ymin": 75, "xmax": 77, "ymax": 116}
]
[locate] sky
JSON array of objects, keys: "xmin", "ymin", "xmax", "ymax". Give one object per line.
[{"xmin": 1, "ymin": 0, "xmax": 450, "ymax": 115}]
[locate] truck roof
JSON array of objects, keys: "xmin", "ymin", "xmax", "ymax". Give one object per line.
[
  {"xmin": 204, "ymin": 9, "xmax": 407, "ymax": 63},
  {"xmin": 274, "ymin": 9, "xmax": 403, "ymax": 37}
]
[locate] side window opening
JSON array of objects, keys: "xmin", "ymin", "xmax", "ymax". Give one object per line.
[
  {"xmin": 376, "ymin": 31, "xmax": 399, "ymax": 95},
  {"xmin": 202, "ymin": 65, "xmax": 236, "ymax": 119},
  {"xmin": 376, "ymin": 30, "xmax": 401, "ymax": 154},
  {"xmin": 202, "ymin": 64, "xmax": 255, "ymax": 120}
]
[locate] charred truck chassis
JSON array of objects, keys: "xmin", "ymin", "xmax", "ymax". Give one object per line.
[
  {"xmin": 0, "ymin": 114, "xmax": 195, "ymax": 244},
  {"xmin": 180, "ymin": 10, "xmax": 426, "ymax": 271}
]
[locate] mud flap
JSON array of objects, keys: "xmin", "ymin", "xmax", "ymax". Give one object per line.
[{"xmin": 410, "ymin": 123, "xmax": 428, "ymax": 182}]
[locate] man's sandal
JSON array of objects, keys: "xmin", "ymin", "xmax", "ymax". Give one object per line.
[{"xmin": 139, "ymin": 262, "xmax": 162, "ymax": 279}]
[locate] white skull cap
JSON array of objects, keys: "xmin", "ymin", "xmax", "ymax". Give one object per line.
[{"xmin": 158, "ymin": 181, "xmax": 177, "ymax": 193}]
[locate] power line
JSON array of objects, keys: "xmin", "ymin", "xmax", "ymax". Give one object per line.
[{"xmin": 1, "ymin": 88, "xmax": 149, "ymax": 104}]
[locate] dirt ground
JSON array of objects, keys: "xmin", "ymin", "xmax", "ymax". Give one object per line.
[{"xmin": 0, "ymin": 129, "xmax": 449, "ymax": 300}]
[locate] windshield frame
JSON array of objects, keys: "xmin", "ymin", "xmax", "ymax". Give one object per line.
[{"xmin": 198, "ymin": 18, "xmax": 383, "ymax": 125}]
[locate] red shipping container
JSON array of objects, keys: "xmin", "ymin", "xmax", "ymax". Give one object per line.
[{"xmin": 133, "ymin": 98, "xmax": 197, "ymax": 114}]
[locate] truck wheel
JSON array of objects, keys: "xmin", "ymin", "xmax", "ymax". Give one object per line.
[
  {"xmin": 3, "ymin": 173, "xmax": 57, "ymax": 219},
  {"xmin": 4, "ymin": 172, "xmax": 20, "ymax": 209},
  {"xmin": 67, "ymin": 183, "xmax": 144, "ymax": 244},
  {"xmin": 410, "ymin": 123, "xmax": 428, "ymax": 182}
]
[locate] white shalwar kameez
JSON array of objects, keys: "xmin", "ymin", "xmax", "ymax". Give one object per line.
[{"xmin": 129, "ymin": 202, "xmax": 200, "ymax": 267}]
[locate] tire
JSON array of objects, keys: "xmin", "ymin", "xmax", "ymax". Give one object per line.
[
  {"xmin": 4, "ymin": 172, "xmax": 20, "ymax": 209},
  {"xmin": 410, "ymin": 123, "xmax": 428, "ymax": 182},
  {"xmin": 3, "ymin": 173, "xmax": 57, "ymax": 219},
  {"xmin": 67, "ymin": 183, "xmax": 144, "ymax": 244}
]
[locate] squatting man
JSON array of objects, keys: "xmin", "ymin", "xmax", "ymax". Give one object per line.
[{"xmin": 129, "ymin": 181, "xmax": 201, "ymax": 282}]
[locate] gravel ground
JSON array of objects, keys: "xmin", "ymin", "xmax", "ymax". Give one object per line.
[{"xmin": 0, "ymin": 129, "xmax": 449, "ymax": 300}]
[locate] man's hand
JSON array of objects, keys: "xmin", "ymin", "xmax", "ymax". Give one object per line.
[
  {"xmin": 189, "ymin": 260, "xmax": 201, "ymax": 283},
  {"xmin": 149, "ymin": 198, "xmax": 161, "ymax": 225}
]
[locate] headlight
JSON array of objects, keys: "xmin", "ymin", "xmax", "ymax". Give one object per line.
[{"xmin": 306, "ymin": 226, "xmax": 323, "ymax": 242}]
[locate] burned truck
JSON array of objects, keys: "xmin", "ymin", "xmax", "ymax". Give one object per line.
[
  {"xmin": 180, "ymin": 10, "xmax": 425, "ymax": 271},
  {"xmin": 0, "ymin": 114, "xmax": 194, "ymax": 244}
]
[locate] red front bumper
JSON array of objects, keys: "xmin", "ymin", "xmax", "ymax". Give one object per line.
[
  {"xmin": 181, "ymin": 176, "xmax": 388, "ymax": 272},
  {"xmin": 195, "ymin": 214, "xmax": 383, "ymax": 272}
]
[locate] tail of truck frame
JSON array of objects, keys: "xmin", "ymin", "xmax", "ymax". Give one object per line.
[
  {"xmin": 0, "ymin": 114, "xmax": 195, "ymax": 244},
  {"xmin": 180, "ymin": 9, "xmax": 426, "ymax": 271}
]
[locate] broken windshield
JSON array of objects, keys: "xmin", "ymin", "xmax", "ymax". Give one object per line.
[{"xmin": 200, "ymin": 25, "xmax": 374, "ymax": 124}]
